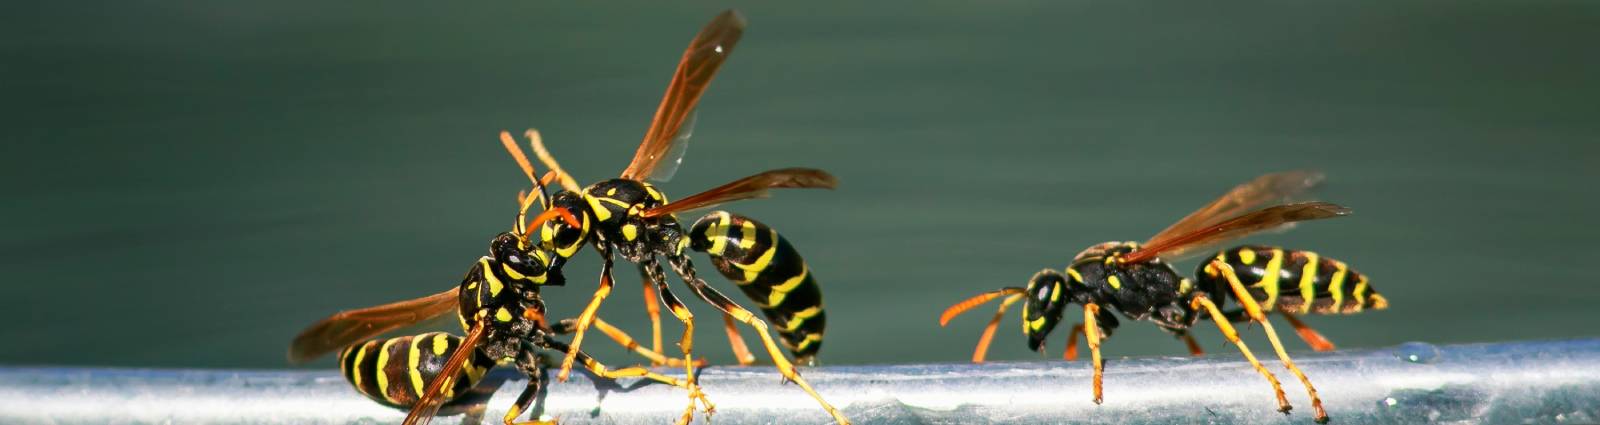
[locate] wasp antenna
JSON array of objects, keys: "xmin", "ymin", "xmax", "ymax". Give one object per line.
[
  {"xmin": 940, "ymin": 288, "xmax": 1026, "ymax": 327},
  {"xmin": 500, "ymin": 131, "xmax": 539, "ymax": 184},
  {"xmin": 526, "ymin": 207, "xmax": 582, "ymax": 231},
  {"xmin": 502, "ymin": 130, "xmax": 555, "ymax": 211},
  {"xmin": 515, "ymin": 189, "xmax": 541, "ymax": 237},
  {"xmin": 526, "ymin": 129, "xmax": 583, "ymax": 193}
]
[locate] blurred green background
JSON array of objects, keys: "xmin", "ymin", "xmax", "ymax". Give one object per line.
[{"xmin": 3, "ymin": 1, "xmax": 1597, "ymax": 370}]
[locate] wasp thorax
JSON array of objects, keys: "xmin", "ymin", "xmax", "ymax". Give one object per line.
[
  {"xmin": 1074, "ymin": 241, "xmax": 1141, "ymax": 262},
  {"xmin": 585, "ymin": 179, "xmax": 657, "ymax": 206}
]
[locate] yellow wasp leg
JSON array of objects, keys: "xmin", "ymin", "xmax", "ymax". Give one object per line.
[
  {"xmin": 1209, "ymin": 260, "xmax": 1328, "ymax": 423},
  {"xmin": 1083, "ymin": 304, "xmax": 1105, "ymax": 404}
]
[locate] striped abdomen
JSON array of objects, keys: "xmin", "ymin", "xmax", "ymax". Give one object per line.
[
  {"xmin": 688, "ymin": 211, "xmax": 826, "ymax": 363},
  {"xmin": 1197, "ymin": 245, "xmax": 1388, "ymax": 315},
  {"xmin": 337, "ymin": 332, "xmax": 492, "ymax": 408}
]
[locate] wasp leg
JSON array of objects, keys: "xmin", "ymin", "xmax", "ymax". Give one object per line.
[
  {"xmin": 1082, "ymin": 304, "xmax": 1106, "ymax": 404},
  {"xmin": 638, "ymin": 265, "xmax": 666, "ymax": 366},
  {"xmin": 556, "ymin": 247, "xmax": 616, "ymax": 383},
  {"xmin": 1207, "ymin": 260, "xmax": 1328, "ymax": 423},
  {"xmin": 972, "ymin": 293, "xmax": 1025, "ymax": 363},
  {"xmin": 1181, "ymin": 333, "xmax": 1205, "ymax": 357},
  {"xmin": 543, "ymin": 339, "xmax": 699, "ymax": 387},
  {"xmin": 643, "ymin": 257, "xmax": 714, "ymax": 425},
  {"xmin": 542, "ymin": 338, "xmax": 712, "ymax": 425},
  {"xmin": 1062, "ymin": 323, "xmax": 1086, "ymax": 361},
  {"xmin": 592, "ymin": 317, "xmax": 704, "ymax": 368},
  {"xmin": 1191, "ymin": 292, "xmax": 1293, "ymax": 416},
  {"xmin": 552, "ymin": 317, "xmax": 700, "ymax": 368},
  {"xmin": 1221, "ymin": 309, "xmax": 1336, "ymax": 352},
  {"xmin": 667, "ymin": 253, "xmax": 851, "ymax": 425},
  {"xmin": 1280, "ymin": 311, "xmax": 1336, "ymax": 352},
  {"xmin": 501, "ymin": 384, "xmax": 556, "ymax": 425},
  {"xmin": 502, "ymin": 353, "xmax": 555, "ymax": 425},
  {"xmin": 722, "ymin": 313, "xmax": 758, "ymax": 366}
]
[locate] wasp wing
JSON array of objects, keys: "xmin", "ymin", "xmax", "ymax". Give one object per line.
[
  {"xmin": 287, "ymin": 287, "xmax": 460, "ymax": 364},
  {"xmin": 1145, "ymin": 171, "xmax": 1325, "ymax": 249},
  {"xmin": 1119, "ymin": 202, "xmax": 1350, "ymax": 265},
  {"xmin": 401, "ymin": 319, "xmax": 489, "ymax": 425},
  {"xmin": 640, "ymin": 168, "xmax": 836, "ymax": 218},
  {"xmin": 620, "ymin": 10, "xmax": 746, "ymax": 182},
  {"xmin": 647, "ymin": 110, "xmax": 696, "ymax": 182}
]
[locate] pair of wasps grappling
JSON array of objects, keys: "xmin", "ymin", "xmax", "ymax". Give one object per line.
[{"xmin": 288, "ymin": 10, "xmax": 1387, "ymax": 425}]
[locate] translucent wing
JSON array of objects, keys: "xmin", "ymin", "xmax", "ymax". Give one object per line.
[
  {"xmin": 640, "ymin": 168, "xmax": 837, "ymax": 218},
  {"xmin": 401, "ymin": 320, "xmax": 488, "ymax": 425},
  {"xmin": 287, "ymin": 287, "xmax": 459, "ymax": 364},
  {"xmin": 1145, "ymin": 171, "xmax": 1325, "ymax": 248},
  {"xmin": 647, "ymin": 110, "xmax": 695, "ymax": 182},
  {"xmin": 1118, "ymin": 202, "xmax": 1351, "ymax": 265},
  {"xmin": 620, "ymin": 10, "xmax": 746, "ymax": 181}
]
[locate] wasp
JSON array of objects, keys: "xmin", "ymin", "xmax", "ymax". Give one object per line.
[
  {"xmin": 289, "ymin": 180, "xmax": 709, "ymax": 425},
  {"xmin": 287, "ymin": 10, "xmax": 842, "ymax": 425},
  {"xmin": 940, "ymin": 171, "xmax": 1388, "ymax": 423},
  {"xmin": 498, "ymin": 9, "xmax": 849, "ymax": 424}
]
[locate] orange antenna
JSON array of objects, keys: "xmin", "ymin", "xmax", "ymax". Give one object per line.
[
  {"xmin": 526, "ymin": 129, "xmax": 583, "ymax": 193},
  {"xmin": 526, "ymin": 207, "xmax": 582, "ymax": 235},
  {"xmin": 940, "ymin": 288, "xmax": 1025, "ymax": 327},
  {"xmin": 501, "ymin": 131, "xmax": 551, "ymax": 235}
]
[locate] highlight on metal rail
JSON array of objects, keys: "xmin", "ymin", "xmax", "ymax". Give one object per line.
[{"xmin": 1, "ymin": 338, "xmax": 1596, "ymax": 424}]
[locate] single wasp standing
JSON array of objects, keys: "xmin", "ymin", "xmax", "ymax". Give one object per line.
[
  {"xmin": 499, "ymin": 9, "xmax": 849, "ymax": 425},
  {"xmin": 940, "ymin": 171, "xmax": 1388, "ymax": 423}
]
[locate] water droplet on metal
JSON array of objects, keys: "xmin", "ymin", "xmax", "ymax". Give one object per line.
[{"xmin": 1396, "ymin": 341, "xmax": 1440, "ymax": 364}]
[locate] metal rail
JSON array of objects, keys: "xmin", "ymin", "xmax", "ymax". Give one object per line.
[{"xmin": 2, "ymin": 339, "xmax": 1597, "ymax": 424}]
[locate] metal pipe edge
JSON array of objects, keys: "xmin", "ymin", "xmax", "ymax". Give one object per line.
[{"xmin": 2, "ymin": 338, "xmax": 1597, "ymax": 425}]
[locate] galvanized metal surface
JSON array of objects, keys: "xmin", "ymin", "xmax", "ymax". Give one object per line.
[{"xmin": 2, "ymin": 339, "xmax": 1597, "ymax": 425}]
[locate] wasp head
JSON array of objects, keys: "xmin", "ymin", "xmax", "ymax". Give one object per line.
[
  {"xmin": 537, "ymin": 191, "xmax": 592, "ymax": 261},
  {"xmin": 1022, "ymin": 269, "xmax": 1071, "ymax": 352},
  {"xmin": 491, "ymin": 232, "xmax": 565, "ymax": 287}
]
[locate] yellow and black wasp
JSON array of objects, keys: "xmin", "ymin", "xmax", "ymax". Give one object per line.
[
  {"xmin": 288, "ymin": 178, "xmax": 708, "ymax": 425},
  {"xmin": 940, "ymin": 171, "xmax": 1389, "ymax": 423},
  {"xmin": 288, "ymin": 10, "xmax": 843, "ymax": 425},
  {"xmin": 497, "ymin": 9, "xmax": 848, "ymax": 424},
  {"xmin": 473, "ymin": 9, "xmax": 851, "ymax": 425}
]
